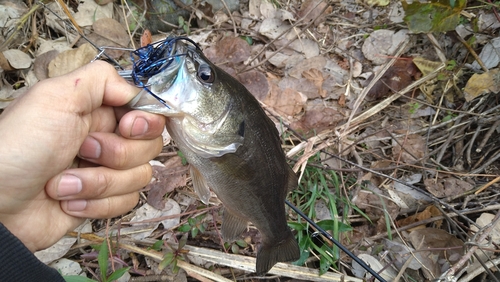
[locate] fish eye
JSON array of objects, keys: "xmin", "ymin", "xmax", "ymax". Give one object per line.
[{"xmin": 197, "ymin": 64, "xmax": 215, "ymax": 83}]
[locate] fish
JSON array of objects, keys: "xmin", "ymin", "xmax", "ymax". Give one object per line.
[{"xmin": 126, "ymin": 38, "xmax": 300, "ymax": 274}]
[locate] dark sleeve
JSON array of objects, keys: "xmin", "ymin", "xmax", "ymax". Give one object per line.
[{"xmin": 0, "ymin": 223, "xmax": 65, "ymax": 282}]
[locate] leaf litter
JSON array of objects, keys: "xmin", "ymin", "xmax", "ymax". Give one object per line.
[{"xmin": 2, "ymin": 0, "xmax": 500, "ymax": 280}]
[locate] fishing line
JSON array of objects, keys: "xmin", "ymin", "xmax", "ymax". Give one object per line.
[
  {"xmin": 39, "ymin": 3, "xmax": 200, "ymax": 110},
  {"xmin": 285, "ymin": 200, "xmax": 387, "ymax": 282},
  {"xmin": 38, "ymin": 1, "xmax": 124, "ymax": 69}
]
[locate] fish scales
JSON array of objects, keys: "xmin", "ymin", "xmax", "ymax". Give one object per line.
[{"xmin": 127, "ymin": 38, "xmax": 300, "ymax": 274}]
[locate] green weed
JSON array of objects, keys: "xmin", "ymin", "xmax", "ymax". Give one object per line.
[
  {"xmin": 288, "ymin": 154, "xmax": 356, "ymax": 275},
  {"xmin": 178, "ymin": 215, "xmax": 207, "ymax": 238},
  {"xmin": 224, "ymin": 239, "xmax": 249, "ymax": 254},
  {"xmin": 159, "ymin": 234, "xmax": 189, "ymax": 274},
  {"xmin": 63, "ymin": 239, "xmax": 130, "ymax": 282}
]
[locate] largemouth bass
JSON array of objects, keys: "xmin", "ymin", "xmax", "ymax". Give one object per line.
[{"xmin": 127, "ymin": 38, "xmax": 300, "ymax": 274}]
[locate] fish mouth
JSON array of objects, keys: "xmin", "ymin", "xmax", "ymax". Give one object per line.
[
  {"xmin": 145, "ymin": 40, "xmax": 190, "ymax": 96},
  {"xmin": 126, "ymin": 38, "xmax": 198, "ymax": 113}
]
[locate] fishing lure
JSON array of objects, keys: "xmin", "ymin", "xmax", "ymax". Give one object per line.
[{"xmin": 126, "ymin": 36, "xmax": 200, "ymax": 108}]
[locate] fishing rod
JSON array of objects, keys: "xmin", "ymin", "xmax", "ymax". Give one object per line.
[{"xmin": 285, "ymin": 200, "xmax": 387, "ymax": 282}]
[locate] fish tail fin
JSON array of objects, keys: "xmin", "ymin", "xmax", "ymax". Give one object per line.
[{"xmin": 256, "ymin": 232, "xmax": 300, "ymax": 274}]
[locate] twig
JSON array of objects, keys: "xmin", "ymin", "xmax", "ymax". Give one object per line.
[
  {"xmin": 466, "ymin": 123, "xmax": 482, "ymax": 165},
  {"xmin": 171, "ymin": 0, "xmax": 215, "ymax": 24},
  {"xmin": 442, "ymin": 210, "xmax": 500, "ymax": 280},
  {"xmin": 239, "ymin": 0, "xmax": 328, "ymax": 73},
  {"xmin": 339, "ymin": 62, "xmax": 445, "ymax": 135},
  {"xmin": 470, "ymin": 147, "xmax": 500, "ymax": 174},
  {"xmin": 458, "ymin": 257, "xmax": 500, "ymax": 282},
  {"xmin": 427, "ymin": 33, "xmax": 447, "ymax": 63},
  {"xmin": 475, "ymin": 176, "xmax": 500, "ymax": 195},
  {"xmin": 219, "ymin": 0, "xmax": 237, "ymax": 35},
  {"xmin": 55, "ymin": 0, "xmax": 83, "ymax": 35},
  {"xmin": 340, "ymin": 36, "xmax": 410, "ymax": 137},
  {"xmin": 454, "ymin": 30, "xmax": 488, "ymax": 72},
  {"xmin": 476, "ymin": 119, "xmax": 500, "ymax": 153}
]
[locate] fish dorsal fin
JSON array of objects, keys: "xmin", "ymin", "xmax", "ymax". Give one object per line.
[
  {"xmin": 221, "ymin": 209, "xmax": 248, "ymax": 241},
  {"xmin": 190, "ymin": 166, "xmax": 211, "ymax": 204}
]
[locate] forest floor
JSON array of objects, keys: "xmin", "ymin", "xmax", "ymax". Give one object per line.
[{"xmin": 1, "ymin": 0, "xmax": 500, "ymax": 281}]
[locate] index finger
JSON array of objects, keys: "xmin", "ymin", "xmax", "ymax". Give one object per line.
[{"xmin": 41, "ymin": 61, "xmax": 140, "ymax": 115}]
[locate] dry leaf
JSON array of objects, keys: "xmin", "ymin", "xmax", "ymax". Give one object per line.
[
  {"xmin": 291, "ymin": 106, "xmax": 344, "ymax": 134},
  {"xmin": 396, "ymin": 205, "xmax": 442, "ymax": 230},
  {"xmin": 259, "ymin": 18, "xmax": 292, "ymax": 40},
  {"xmin": 214, "ymin": 37, "xmax": 251, "ymax": 64},
  {"xmin": 352, "ymin": 254, "xmax": 397, "ymax": 280},
  {"xmin": 362, "ymin": 29, "xmax": 408, "ymax": 65},
  {"xmin": 409, "ymin": 228, "xmax": 463, "ymax": 279},
  {"xmin": 353, "ymin": 184, "xmax": 400, "ymax": 234},
  {"xmin": 287, "ymin": 56, "xmax": 327, "ymax": 79},
  {"xmin": 472, "ymin": 213, "xmax": 500, "ymax": 243},
  {"xmin": 93, "ymin": 18, "xmax": 129, "ymax": 47},
  {"xmin": 367, "ymin": 59, "xmax": 418, "ymax": 99},
  {"xmin": 302, "ymin": 68, "xmax": 327, "ymax": 98},
  {"xmin": 0, "ymin": 49, "xmax": 32, "ymax": 70},
  {"xmin": 471, "ymin": 37, "xmax": 500, "ymax": 70},
  {"xmin": 80, "ymin": 18, "xmax": 129, "ymax": 59},
  {"xmin": 48, "ymin": 43, "xmax": 98, "ymax": 78},
  {"xmin": 204, "ymin": 37, "xmax": 251, "ymax": 73},
  {"xmin": 35, "ymin": 221, "xmax": 92, "ymax": 264},
  {"xmin": 147, "ymin": 156, "xmax": 188, "ymax": 209},
  {"xmin": 424, "ymin": 177, "xmax": 474, "ymax": 198},
  {"xmin": 297, "ymin": 0, "xmax": 332, "ymax": 25},
  {"xmin": 392, "ymin": 134, "xmax": 425, "ymax": 164},
  {"xmin": 49, "ymin": 258, "xmax": 85, "ymax": 276},
  {"xmin": 463, "ymin": 68, "xmax": 500, "ymax": 101},
  {"xmin": 128, "ymin": 200, "xmax": 181, "ymax": 240},
  {"xmin": 289, "ymin": 38, "xmax": 320, "ymax": 58},
  {"xmin": 140, "ymin": 29, "xmax": 152, "ymax": 47},
  {"xmin": 384, "ymin": 239, "xmax": 424, "ymax": 271},
  {"xmin": 365, "ymin": 0, "xmax": 390, "ymax": 7},
  {"xmin": 33, "ymin": 50, "xmax": 59, "ymax": 80},
  {"xmin": 264, "ymin": 83, "xmax": 307, "ymax": 117},
  {"xmin": 237, "ymin": 71, "xmax": 269, "ymax": 101},
  {"xmin": 95, "ymin": 0, "xmax": 114, "ymax": 5},
  {"xmin": 338, "ymin": 93, "xmax": 346, "ymax": 107},
  {"xmin": 413, "ymin": 57, "xmax": 442, "ymax": 76},
  {"xmin": 279, "ymin": 77, "xmax": 319, "ymax": 99},
  {"xmin": 469, "ymin": 213, "xmax": 500, "ymax": 270},
  {"xmin": 72, "ymin": 0, "xmax": 113, "ymax": 27}
]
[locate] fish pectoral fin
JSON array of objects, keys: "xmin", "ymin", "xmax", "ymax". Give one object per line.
[
  {"xmin": 221, "ymin": 209, "xmax": 248, "ymax": 241},
  {"xmin": 256, "ymin": 231, "xmax": 300, "ymax": 275},
  {"xmin": 190, "ymin": 166, "xmax": 211, "ymax": 204}
]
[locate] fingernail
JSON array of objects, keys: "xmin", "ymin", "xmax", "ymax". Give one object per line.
[
  {"xmin": 131, "ymin": 117, "xmax": 149, "ymax": 137},
  {"xmin": 79, "ymin": 136, "xmax": 101, "ymax": 159},
  {"xmin": 58, "ymin": 174, "xmax": 82, "ymax": 197},
  {"xmin": 66, "ymin": 200, "xmax": 87, "ymax": 211}
]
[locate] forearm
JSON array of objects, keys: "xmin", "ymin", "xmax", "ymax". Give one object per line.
[{"xmin": 0, "ymin": 223, "xmax": 65, "ymax": 282}]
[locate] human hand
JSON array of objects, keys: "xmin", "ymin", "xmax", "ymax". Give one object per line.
[{"xmin": 0, "ymin": 61, "xmax": 165, "ymax": 252}]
